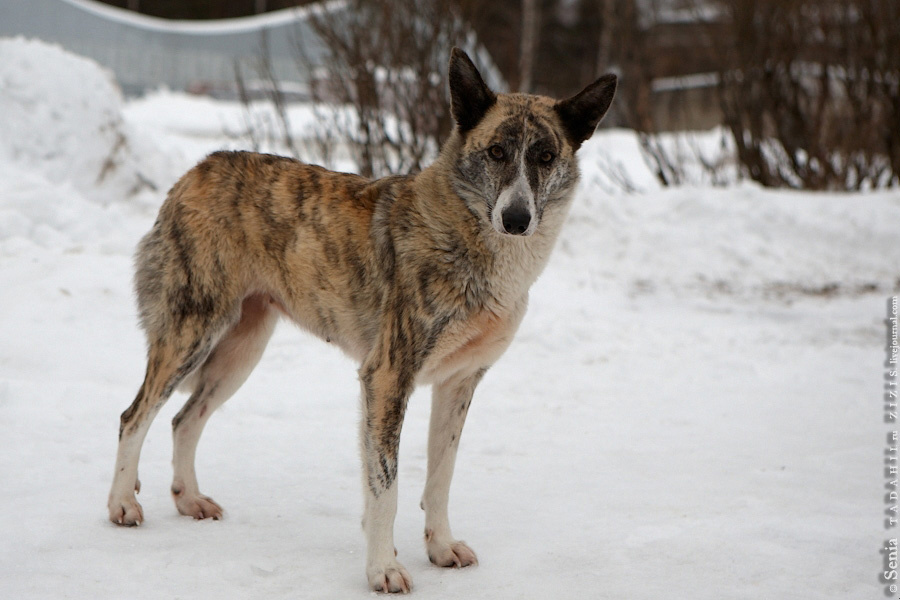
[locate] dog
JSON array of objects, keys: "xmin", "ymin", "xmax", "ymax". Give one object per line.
[{"xmin": 107, "ymin": 47, "xmax": 616, "ymax": 593}]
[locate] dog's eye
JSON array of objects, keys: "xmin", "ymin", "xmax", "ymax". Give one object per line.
[
  {"xmin": 539, "ymin": 151, "xmax": 555, "ymax": 164},
  {"xmin": 488, "ymin": 145, "xmax": 505, "ymax": 160}
]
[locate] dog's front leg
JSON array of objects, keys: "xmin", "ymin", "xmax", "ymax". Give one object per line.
[
  {"xmin": 421, "ymin": 369, "xmax": 486, "ymax": 568},
  {"xmin": 359, "ymin": 353, "xmax": 414, "ymax": 593}
]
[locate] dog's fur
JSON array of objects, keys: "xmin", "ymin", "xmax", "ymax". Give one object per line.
[{"xmin": 108, "ymin": 48, "xmax": 616, "ymax": 593}]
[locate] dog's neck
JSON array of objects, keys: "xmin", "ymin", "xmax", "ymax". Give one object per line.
[{"xmin": 410, "ymin": 133, "xmax": 575, "ymax": 311}]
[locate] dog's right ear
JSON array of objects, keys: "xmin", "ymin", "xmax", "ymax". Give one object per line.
[{"xmin": 449, "ymin": 47, "xmax": 496, "ymax": 133}]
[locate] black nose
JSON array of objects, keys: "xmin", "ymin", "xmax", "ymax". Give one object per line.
[{"xmin": 501, "ymin": 206, "xmax": 531, "ymax": 235}]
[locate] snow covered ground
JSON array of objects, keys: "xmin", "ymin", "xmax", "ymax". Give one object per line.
[{"xmin": 1, "ymin": 38, "xmax": 897, "ymax": 599}]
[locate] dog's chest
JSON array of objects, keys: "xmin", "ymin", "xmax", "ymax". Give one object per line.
[{"xmin": 419, "ymin": 303, "xmax": 524, "ymax": 384}]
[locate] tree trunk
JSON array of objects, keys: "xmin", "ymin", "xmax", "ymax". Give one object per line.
[{"xmin": 519, "ymin": 0, "xmax": 538, "ymax": 93}]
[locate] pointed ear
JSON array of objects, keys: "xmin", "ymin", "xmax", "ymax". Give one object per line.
[
  {"xmin": 554, "ymin": 74, "xmax": 617, "ymax": 149},
  {"xmin": 448, "ymin": 47, "xmax": 496, "ymax": 133}
]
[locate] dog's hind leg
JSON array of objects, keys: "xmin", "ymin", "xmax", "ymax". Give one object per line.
[
  {"xmin": 108, "ymin": 326, "xmax": 221, "ymax": 526},
  {"xmin": 169, "ymin": 293, "xmax": 278, "ymax": 520},
  {"xmin": 421, "ymin": 369, "xmax": 486, "ymax": 568}
]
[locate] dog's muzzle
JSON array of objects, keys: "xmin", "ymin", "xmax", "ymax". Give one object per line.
[{"xmin": 492, "ymin": 170, "xmax": 537, "ymax": 237}]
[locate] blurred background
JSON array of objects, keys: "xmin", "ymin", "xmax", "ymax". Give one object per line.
[{"xmin": 2, "ymin": 0, "xmax": 898, "ymax": 189}]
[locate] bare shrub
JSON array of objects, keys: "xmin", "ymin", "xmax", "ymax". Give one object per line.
[
  {"xmin": 231, "ymin": 0, "xmax": 494, "ymax": 178},
  {"xmin": 233, "ymin": 58, "xmax": 301, "ymax": 158},
  {"xmin": 597, "ymin": 0, "xmax": 733, "ymax": 189},
  {"xmin": 714, "ymin": 0, "xmax": 900, "ymax": 190},
  {"xmin": 297, "ymin": 0, "xmax": 487, "ymax": 178}
]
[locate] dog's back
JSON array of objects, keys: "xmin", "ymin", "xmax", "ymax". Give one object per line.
[{"xmin": 135, "ymin": 151, "xmax": 392, "ymax": 360}]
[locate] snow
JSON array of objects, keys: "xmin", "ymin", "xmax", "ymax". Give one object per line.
[
  {"xmin": 651, "ymin": 72, "xmax": 719, "ymax": 92},
  {"xmin": 56, "ymin": 0, "xmax": 344, "ymax": 35},
  {"xmin": 0, "ymin": 38, "xmax": 895, "ymax": 598},
  {"xmin": 0, "ymin": 38, "xmax": 180, "ymax": 211}
]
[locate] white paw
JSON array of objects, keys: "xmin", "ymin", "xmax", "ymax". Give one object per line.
[
  {"xmin": 426, "ymin": 531, "xmax": 478, "ymax": 568},
  {"xmin": 108, "ymin": 494, "xmax": 144, "ymax": 526},
  {"xmin": 173, "ymin": 489, "xmax": 223, "ymax": 520},
  {"xmin": 367, "ymin": 560, "xmax": 412, "ymax": 594}
]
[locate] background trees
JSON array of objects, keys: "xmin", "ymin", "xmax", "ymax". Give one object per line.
[{"xmin": 100, "ymin": 0, "xmax": 900, "ymax": 189}]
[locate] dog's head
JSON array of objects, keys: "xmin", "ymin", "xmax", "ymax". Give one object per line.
[{"xmin": 447, "ymin": 48, "xmax": 616, "ymax": 237}]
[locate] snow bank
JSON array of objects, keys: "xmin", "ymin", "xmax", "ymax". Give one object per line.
[
  {"xmin": 2, "ymin": 36, "xmax": 896, "ymax": 298},
  {"xmin": 568, "ymin": 135, "xmax": 900, "ymax": 297},
  {"xmin": 122, "ymin": 89, "xmax": 322, "ymax": 164},
  {"xmin": 0, "ymin": 38, "xmax": 177, "ymax": 207},
  {"xmin": 0, "ymin": 37, "xmax": 185, "ymax": 251}
]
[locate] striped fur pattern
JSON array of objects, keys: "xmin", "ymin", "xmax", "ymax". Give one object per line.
[{"xmin": 107, "ymin": 48, "xmax": 616, "ymax": 593}]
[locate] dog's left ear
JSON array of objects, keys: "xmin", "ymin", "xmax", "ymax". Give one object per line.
[
  {"xmin": 449, "ymin": 47, "xmax": 496, "ymax": 133},
  {"xmin": 554, "ymin": 74, "xmax": 618, "ymax": 149}
]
